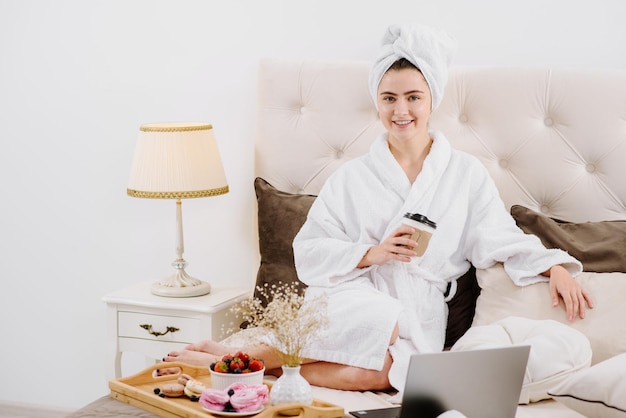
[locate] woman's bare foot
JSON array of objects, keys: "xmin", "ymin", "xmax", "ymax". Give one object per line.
[
  {"xmin": 158, "ymin": 338, "xmax": 285, "ymax": 375},
  {"xmin": 163, "ymin": 349, "xmax": 219, "ymax": 367},
  {"xmin": 156, "ymin": 340, "xmax": 240, "ymax": 376},
  {"xmin": 182, "ymin": 340, "xmax": 234, "ymax": 355}
]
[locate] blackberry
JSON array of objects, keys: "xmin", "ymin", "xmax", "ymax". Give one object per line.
[
  {"xmin": 227, "ymin": 389, "xmax": 235, "ymax": 396},
  {"xmin": 153, "ymin": 388, "xmax": 161, "ymax": 395}
]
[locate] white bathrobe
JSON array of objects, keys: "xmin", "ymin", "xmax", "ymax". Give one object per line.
[{"xmin": 292, "ymin": 131, "xmax": 582, "ymax": 393}]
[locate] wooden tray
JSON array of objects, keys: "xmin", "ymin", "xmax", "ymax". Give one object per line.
[{"xmin": 109, "ymin": 362, "xmax": 345, "ymax": 418}]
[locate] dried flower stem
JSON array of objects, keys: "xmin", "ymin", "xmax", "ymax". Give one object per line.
[{"xmin": 230, "ymin": 282, "xmax": 328, "ymax": 367}]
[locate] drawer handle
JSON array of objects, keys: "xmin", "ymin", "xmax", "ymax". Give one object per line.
[{"xmin": 139, "ymin": 324, "xmax": 180, "ymax": 337}]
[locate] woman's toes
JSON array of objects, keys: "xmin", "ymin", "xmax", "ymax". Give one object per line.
[{"xmin": 155, "ymin": 367, "xmax": 180, "ymax": 376}]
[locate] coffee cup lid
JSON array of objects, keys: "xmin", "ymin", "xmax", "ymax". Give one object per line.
[{"xmin": 403, "ymin": 212, "xmax": 437, "ymax": 228}]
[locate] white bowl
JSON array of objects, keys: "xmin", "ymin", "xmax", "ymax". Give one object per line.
[{"xmin": 209, "ymin": 368, "xmax": 265, "ymax": 391}]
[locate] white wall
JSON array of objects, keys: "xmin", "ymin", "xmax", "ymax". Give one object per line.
[{"xmin": 0, "ymin": 0, "xmax": 624, "ymax": 410}]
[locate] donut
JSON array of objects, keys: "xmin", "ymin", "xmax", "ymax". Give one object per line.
[{"xmin": 161, "ymin": 382, "xmax": 185, "ymax": 398}]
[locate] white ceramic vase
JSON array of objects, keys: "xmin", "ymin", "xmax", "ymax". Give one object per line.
[{"xmin": 269, "ymin": 365, "xmax": 313, "ymax": 406}]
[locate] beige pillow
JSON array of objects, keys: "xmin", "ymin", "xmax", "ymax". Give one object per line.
[
  {"xmin": 473, "ymin": 264, "xmax": 626, "ymax": 365},
  {"xmin": 549, "ymin": 353, "xmax": 626, "ymax": 418},
  {"xmin": 452, "ymin": 316, "xmax": 592, "ymax": 404}
]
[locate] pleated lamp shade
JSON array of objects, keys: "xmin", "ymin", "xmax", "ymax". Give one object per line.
[{"xmin": 127, "ymin": 122, "xmax": 228, "ymax": 199}]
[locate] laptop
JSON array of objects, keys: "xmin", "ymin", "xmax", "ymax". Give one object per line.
[{"xmin": 350, "ymin": 345, "xmax": 530, "ymax": 418}]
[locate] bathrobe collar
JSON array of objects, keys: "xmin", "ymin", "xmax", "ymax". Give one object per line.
[{"xmin": 369, "ymin": 130, "xmax": 452, "ymax": 204}]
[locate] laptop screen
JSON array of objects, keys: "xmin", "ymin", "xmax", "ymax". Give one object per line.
[{"xmin": 350, "ymin": 345, "xmax": 530, "ymax": 418}]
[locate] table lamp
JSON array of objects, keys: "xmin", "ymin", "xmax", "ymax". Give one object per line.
[{"xmin": 127, "ymin": 122, "xmax": 228, "ymax": 297}]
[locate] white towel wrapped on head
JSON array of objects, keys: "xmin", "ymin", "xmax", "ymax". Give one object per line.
[{"xmin": 368, "ymin": 23, "xmax": 457, "ymax": 111}]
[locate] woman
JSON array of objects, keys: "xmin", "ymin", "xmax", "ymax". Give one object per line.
[{"xmin": 165, "ymin": 24, "xmax": 593, "ymax": 395}]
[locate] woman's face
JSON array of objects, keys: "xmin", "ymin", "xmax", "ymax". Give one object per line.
[{"xmin": 376, "ymin": 67, "xmax": 432, "ymax": 143}]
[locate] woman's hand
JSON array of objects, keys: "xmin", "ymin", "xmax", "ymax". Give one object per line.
[
  {"xmin": 357, "ymin": 225, "xmax": 418, "ymax": 268},
  {"xmin": 547, "ymin": 265, "xmax": 594, "ymax": 321}
]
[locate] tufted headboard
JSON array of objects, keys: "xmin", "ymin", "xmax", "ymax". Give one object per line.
[{"xmin": 255, "ymin": 58, "xmax": 626, "ymax": 223}]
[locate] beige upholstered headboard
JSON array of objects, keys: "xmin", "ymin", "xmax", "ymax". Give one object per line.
[{"xmin": 255, "ymin": 58, "xmax": 626, "ymax": 223}]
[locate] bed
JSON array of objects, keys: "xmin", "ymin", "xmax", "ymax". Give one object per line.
[{"xmin": 67, "ymin": 59, "xmax": 626, "ymax": 418}]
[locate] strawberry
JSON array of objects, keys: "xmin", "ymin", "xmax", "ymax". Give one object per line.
[
  {"xmin": 234, "ymin": 351, "xmax": 249, "ymax": 363},
  {"xmin": 248, "ymin": 359, "xmax": 264, "ymax": 372},
  {"xmin": 213, "ymin": 361, "xmax": 229, "ymax": 373},
  {"xmin": 212, "ymin": 353, "xmax": 262, "ymax": 374},
  {"xmin": 229, "ymin": 358, "xmax": 245, "ymax": 372}
]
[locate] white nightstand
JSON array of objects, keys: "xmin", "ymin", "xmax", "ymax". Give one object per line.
[{"xmin": 102, "ymin": 282, "xmax": 251, "ymax": 379}]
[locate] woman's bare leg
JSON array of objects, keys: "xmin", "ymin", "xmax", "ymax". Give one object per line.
[
  {"xmin": 161, "ymin": 341, "xmax": 393, "ymax": 391},
  {"xmin": 297, "ymin": 323, "xmax": 397, "ymax": 390},
  {"xmin": 276, "ymin": 324, "xmax": 398, "ymax": 390},
  {"xmin": 299, "ymin": 351, "xmax": 393, "ymax": 391},
  {"xmin": 163, "ymin": 323, "xmax": 399, "ymax": 391}
]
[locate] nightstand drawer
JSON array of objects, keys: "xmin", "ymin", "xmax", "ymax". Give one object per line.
[{"xmin": 118, "ymin": 311, "xmax": 201, "ymax": 343}]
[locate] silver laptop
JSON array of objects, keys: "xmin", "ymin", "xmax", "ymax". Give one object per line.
[{"xmin": 350, "ymin": 345, "xmax": 530, "ymax": 418}]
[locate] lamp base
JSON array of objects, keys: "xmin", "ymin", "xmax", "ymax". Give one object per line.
[
  {"xmin": 151, "ymin": 280, "xmax": 211, "ymax": 297},
  {"xmin": 151, "ymin": 258, "xmax": 211, "ymax": 297}
]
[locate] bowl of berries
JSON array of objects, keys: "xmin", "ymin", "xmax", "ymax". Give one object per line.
[{"xmin": 209, "ymin": 351, "xmax": 266, "ymax": 391}]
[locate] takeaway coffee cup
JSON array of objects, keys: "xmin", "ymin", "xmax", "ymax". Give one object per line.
[{"xmin": 401, "ymin": 212, "xmax": 437, "ymax": 258}]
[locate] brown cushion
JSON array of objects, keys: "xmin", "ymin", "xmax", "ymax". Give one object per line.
[
  {"xmin": 254, "ymin": 177, "xmax": 477, "ymax": 346},
  {"xmin": 510, "ymin": 205, "xmax": 626, "ymax": 273},
  {"xmin": 254, "ymin": 177, "xmax": 314, "ymax": 305}
]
